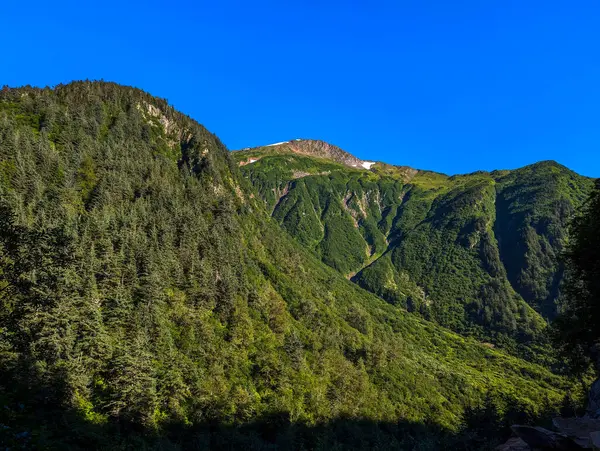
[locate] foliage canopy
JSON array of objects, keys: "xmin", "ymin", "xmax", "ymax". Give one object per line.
[
  {"xmin": 552, "ymin": 180, "xmax": 600, "ymax": 376},
  {"xmin": 0, "ymin": 82, "xmax": 583, "ymax": 449}
]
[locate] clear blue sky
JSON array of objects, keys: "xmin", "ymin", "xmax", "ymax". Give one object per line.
[{"xmin": 2, "ymin": 0, "xmax": 599, "ymax": 176}]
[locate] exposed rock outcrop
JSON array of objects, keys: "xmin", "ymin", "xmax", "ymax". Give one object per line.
[
  {"xmin": 498, "ymin": 420, "xmax": 600, "ymax": 450},
  {"xmin": 587, "ymin": 379, "xmax": 600, "ymax": 419},
  {"xmin": 553, "ymin": 417, "xmax": 600, "ymax": 447},
  {"xmin": 510, "ymin": 425, "xmax": 583, "ymax": 450},
  {"xmin": 495, "ymin": 436, "xmax": 532, "ymax": 451},
  {"xmin": 237, "ymin": 139, "xmax": 381, "ymax": 171}
]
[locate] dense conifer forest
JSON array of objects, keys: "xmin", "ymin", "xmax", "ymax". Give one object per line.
[{"xmin": 0, "ymin": 81, "xmax": 591, "ymax": 449}]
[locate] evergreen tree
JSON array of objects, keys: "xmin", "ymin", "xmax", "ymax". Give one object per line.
[{"xmin": 553, "ymin": 180, "xmax": 600, "ymax": 376}]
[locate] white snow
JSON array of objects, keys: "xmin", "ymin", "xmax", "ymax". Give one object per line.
[
  {"xmin": 264, "ymin": 141, "xmax": 287, "ymax": 147},
  {"xmin": 246, "ymin": 159, "xmax": 258, "ymax": 164},
  {"xmin": 361, "ymin": 161, "xmax": 375, "ymax": 170}
]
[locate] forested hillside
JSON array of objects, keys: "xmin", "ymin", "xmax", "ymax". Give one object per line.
[
  {"xmin": 0, "ymin": 82, "xmax": 582, "ymax": 449},
  {"xmin": 234, "ymin": 142, "xmax": 593, "ymax": 348}
]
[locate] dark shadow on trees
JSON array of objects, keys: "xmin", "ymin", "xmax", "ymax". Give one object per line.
[{"xmin": 1, "ymin": 365, "xmax": 564, "ymax": 451}]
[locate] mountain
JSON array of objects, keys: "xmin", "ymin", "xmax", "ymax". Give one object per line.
[
  {"xmin": 0, "ymin": 82, "xmax": 581, "ymax": 449},
  {"xmin": 233, "ymin": 140, "xmax": 593, "ymax": 347}
]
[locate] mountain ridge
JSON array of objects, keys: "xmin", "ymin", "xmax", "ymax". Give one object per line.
[
  {"xmin": 236, "ymin": 139, "xmax": 374, "ymax": 169},
  {"xmin": 234, "ymin": 141, "xmax": 594, "ymax": 346},
  {"xmin": 235, "ymin": 139, "xmax": 580, "ymax": 181},
  {"xmin": 0, "ymin": 80, "xmax": 586, "ymax": 449}
]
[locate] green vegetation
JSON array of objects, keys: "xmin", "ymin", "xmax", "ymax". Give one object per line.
[
  {"xmin": 0, "ymin": 82, "xmax": 583, "ymax": 449},
  {"xmin": 552, "ymin": 180, "xmax": 600, "ymax": 377},
  {"xmin": 235, "ymin": 147, "xmax": 593, "ymax": 351}
]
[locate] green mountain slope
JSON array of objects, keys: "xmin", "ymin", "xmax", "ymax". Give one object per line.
[
  {"xmin": 0, "ymin": 83, "xmax": 579, "ymax": 449},
  {"xmin": 233, "ymin": 141, "xmax": 593, "ymax": 345}
]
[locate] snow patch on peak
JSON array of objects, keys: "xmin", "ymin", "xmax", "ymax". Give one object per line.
[
  {"xmin": 362, "ymin": 161, "xmax": 375, "ymax": 170},
  {"xmin": 265, "ymin": 141, "xmax": 287, "ymax": 147}
]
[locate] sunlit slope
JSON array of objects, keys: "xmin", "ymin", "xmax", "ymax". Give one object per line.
[
  {"xmin": 234, "ymin": 143, "xmax": 593, "ymax": 344},
  {"xmin": 0, "ymin": 83, "xmax": 572, "ymax": 440}
]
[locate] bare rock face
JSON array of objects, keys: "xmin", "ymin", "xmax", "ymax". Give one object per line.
[
  {"xmin": 236, "ymin": 139, "xmax": 420, "ymax": 182},
  {"xmin": 510, "ymin": 425, "xmax": 583, "ymax": 450},
  {"xmin": 495, "ymin": 436, "xmax": 531, "ymax": 450},
  {"xmin": 587, "ymin": 379, "xmax": 600, "ymax": 419},
  {"xmin": 287, "ymin": 140, "xmax": 367, "ymax": 168},
  {"xmin": 553, "ymin": 417, "xmax": 600, "ymax": 447},
  {"xmin": 589, "ymin": 431, "xmax": 600, "ymax": 449},
  {"xmin": 497, "ymin": 420, "xmax": 600, "ymax": 451},
  {"xmin": 244, "ymin": 139, "xmax": 368, "ymax": 168}
]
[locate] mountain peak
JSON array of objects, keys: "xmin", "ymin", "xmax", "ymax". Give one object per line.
[{"xmin": 238, "ymin": 139, "xmax": 377, "ymax": 170}]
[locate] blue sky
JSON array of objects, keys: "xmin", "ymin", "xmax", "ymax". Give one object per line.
[{"xmin": 2, "ymin": 0, "xmax": 599, "ymax": 176}]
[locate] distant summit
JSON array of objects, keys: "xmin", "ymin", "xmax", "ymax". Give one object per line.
[
  {"xmin": 235, "ymin": 138, "xmax": 419, "ymax": 182},
  {"xmin": 236, "ymin": 139, "xmax": 377, "ymax": 170}
]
